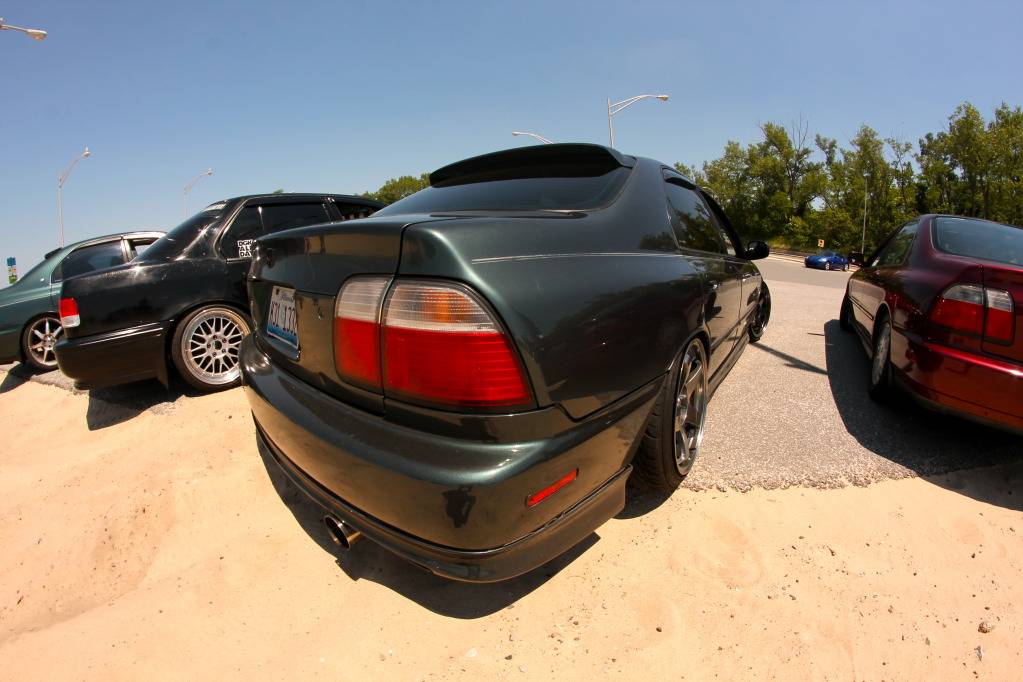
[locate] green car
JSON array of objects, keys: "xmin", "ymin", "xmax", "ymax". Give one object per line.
[{"xmin": 0, "ymin": 231, "xmax": 162, "ymax": 371}]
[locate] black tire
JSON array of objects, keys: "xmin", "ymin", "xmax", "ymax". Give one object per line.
[
  {"xmin": 839, "ymin": 295, "xmax": 853, "ymax": 332},
  {"xmin": 171, "ymin": 305, "xmax": 251, "ymax": 392},
  {"xmin": 632, "ymin": 337, "xmax": 709, "ymax": 493},
  {"xmin": 867, "ymin": 314, "xmax": 894, "ymax": 402},
  {"xmin": 21, "ymin": 314, "xmax": 62, "ymax": 372},
  {"xmin": 748, "ymin": 285, "xmax": 771, "ymax": 343}
]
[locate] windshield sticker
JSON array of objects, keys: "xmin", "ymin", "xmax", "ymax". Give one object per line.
[{"xmin": 237, "ymin": 240, "xmax": 254, "ymax": 258}]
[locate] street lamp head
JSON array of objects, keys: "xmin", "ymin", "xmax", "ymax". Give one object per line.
[
  {"xmin": 656, "ymin": 94, "xmax": 670, "ymax": 101},
  {"xmin": 82, "ymin": 147, "xmax": 91, "ymax": 158},
  {"xmin": 205, "ymin": 168, "xmax": 213, "ymax": 176},
  {"xmin": 26, "ymin": 28, "xmax": 46, "ymax": 41}
]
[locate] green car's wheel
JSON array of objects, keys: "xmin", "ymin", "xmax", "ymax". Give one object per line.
[{"xmin": 21, "ymin": 315, "xmax": 62, "ymax": 371}]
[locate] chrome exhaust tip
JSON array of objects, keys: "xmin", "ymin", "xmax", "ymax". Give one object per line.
[{"xmin": 323, "ymin": 515, "xmax": 362, "ymax": 550}]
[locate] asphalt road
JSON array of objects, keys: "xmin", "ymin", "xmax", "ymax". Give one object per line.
[{"xmin": 2, "ymin": 255, "xmax": 1018, "ymax": 491}]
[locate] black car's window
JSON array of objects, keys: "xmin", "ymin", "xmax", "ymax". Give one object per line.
[
  {"xmin": 933, "ymin": 216, "xmax": 1023, "ymax": 266},
  {"xmin": 374, "ymin": 167, "xmax": 632, "ymax": 213},
  {"xmin": 127, "ymin": 237, "xmax": 158, "ymax": 260},
  {"xmin": 259, "ymin": 202, "xmax": 331, "ymax": 233},
  {"xmin": 872, "ymin": 222, "xmax": 918, "ymax": 267},
  {"xmin": 220, "ymin": 206, "xmax": 265, "ymax": 259},
  {"xmin": 335, "ymin": 202, "xmax": 377, "ymax": 221},
  {"xmin": 52, "ymin": 241, "xmax": 126, "ymax": 282},
  {"xmin": 142, "ymin": 204, "xmax": 225, "ymax": 261},
  {"xmin": 664, "ymin": 180, "xmax": 726, "ymax": 254}
]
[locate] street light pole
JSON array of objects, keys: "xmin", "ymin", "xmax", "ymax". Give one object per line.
[
  {"xmin": 511, "ymin": 131, "xmax": 553, "ymax": 144},
  {"xmin": 607, "ymin": 94, "xmax": 670, "ymax": 147},
  {"xmin": 183, "ymin": 168, "xmax": 214, "ymax": 217},
  {"xmin": 861, "ymin": 172, "xmax": 869, "ymax": 254},
  {"xmin": 57, "ymin": 147, "xmax": 91, "ymax": 248},
  {"xmin": 0, "ymin": 17, "xmax": 48, "ymax": 41}
]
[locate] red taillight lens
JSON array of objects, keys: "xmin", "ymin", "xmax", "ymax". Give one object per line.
[
  {"xmin": 984, "ymin": 288, "xmax": 1015, "ymax": 343},
  {"xmin": 931, "ymin": 284, "xmax": 984, "ymax": 335},
  {"xmin": 59, "ymin": 297, "xmax": 80, "ymax": 328},
  {"xmin": 382, "ymin": 282, "xmax": 530, "ymax": 408},
  {"xmin": 334, "ymin": 277, "xmax": 390, "ymax": 390}
]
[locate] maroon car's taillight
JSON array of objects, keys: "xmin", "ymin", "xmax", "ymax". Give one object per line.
[
  {"xmin": 984, "ymin": 288, "xmax": 1015, "ymax": 343},
  {"xmin": 59, "ymin": 297, "xmax": 80, "ymax": 328},
  {"xmin": 382, "ymin": 282, "xmax": 530, "ymax": 409},
  {"xmin": 334, "ymin": 277, "xmax": 390, "ymax": 391},
  {"xmin": 930, "ymin": 283, "xmax": 1015, "ymax": 343}
]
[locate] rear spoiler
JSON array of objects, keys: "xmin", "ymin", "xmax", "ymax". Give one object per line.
[{"xmin": 429, "ymin": 143, "xmax": 635, "ymax": 187}]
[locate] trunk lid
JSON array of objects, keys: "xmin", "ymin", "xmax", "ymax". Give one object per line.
[
  {"xmin": 982, "ymin": 264, "xmax": 1023, "ymax": 363},
  {"xmin": 247, "ymin": 214, "xmax": 453, "ymax": 409}
]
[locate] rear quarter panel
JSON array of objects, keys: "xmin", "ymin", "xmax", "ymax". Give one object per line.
[{"xmin": 397, "ymin": 160, "xmax": 706, "ymax": 419}]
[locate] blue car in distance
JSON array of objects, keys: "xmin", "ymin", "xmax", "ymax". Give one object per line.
[{"xmin": 804, "ymin": 250, "xmax": 849, "ymax": 271}]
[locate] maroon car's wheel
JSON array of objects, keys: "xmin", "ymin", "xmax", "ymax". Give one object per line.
[
  {"xmin": 633, "ymin": 338, "xmax": 708, "ymax": 492},
  {"xmin": 868, "ymin": 316, "xmax": 894, "ymax": 402},
  {"xmin": 839, "ymin": 295, "xmax": 853, "ymax": 332}
]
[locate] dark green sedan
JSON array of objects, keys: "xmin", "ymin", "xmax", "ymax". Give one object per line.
[{"xmin": 0, "ymin": 231, "xmax": 162, "ymax": 371}]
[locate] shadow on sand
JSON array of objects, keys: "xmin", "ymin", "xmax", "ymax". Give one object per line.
[
  {"xmin": 823, "ymin": 318, "xmax": 1022, "ymax": 510},
  {"xmin": 85, "ymin": 378, "xmax": 197, "ymax": 430},
  {"xmin": 0, "ymin": 364, "xmax": 34, "ymax": 393},
  {"xmin": 255, "ymin": 437, "xmax": 599, "ymax": 618}
]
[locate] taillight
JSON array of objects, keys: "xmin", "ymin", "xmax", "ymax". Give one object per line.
[
  {"xmin": 984, "ymin": 288, "xmax": 1015, "ymax": 342},
  {"xmin": 59, "ymin": 297, "xmax": 80, "ymax": 328},
  {"xmin": 382, "ymin": 282, "xmax": 530, "ymax": 409},
  {"xmin": 930, "ymin": 283, "xmax": 1015, "ymax": 343},
  {"xmin": 334, "ymin": 277, "xmax": 390, "ymax": 390}
]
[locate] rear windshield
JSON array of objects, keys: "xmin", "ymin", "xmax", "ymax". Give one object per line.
[
  {"xmin": 933, "ymin": 217, "xmax": 1023, "ymax": 266},
  {"xmin": 374, "ymin": 166, "xmax": 632, "ymax": 214},
  {"xmin": 140, "ymin": 203, "xmax": 226, "ymax": 260}
]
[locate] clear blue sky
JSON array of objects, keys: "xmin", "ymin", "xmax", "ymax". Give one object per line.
[{"xmin": 2, "ymin": 0, "xmax": 1021, "ymax": 285}]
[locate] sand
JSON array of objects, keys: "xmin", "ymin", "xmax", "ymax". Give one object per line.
[{"xmin": 0, "ymin": 379, "xmax": 1020, "ymax": 680}]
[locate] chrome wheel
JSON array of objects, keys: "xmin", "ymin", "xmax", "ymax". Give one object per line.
[
  {"xmin": 673, "ymin": 340, "xmax": 708, "ymax": 473},
  {"xmin": 871, "ymin": 322, "xmax": 891, "ymax": 387},
  {"xmin": 24, "ymin": 316, "xmax": 63, "ymax": 369},
  {"xmin": 825, "ymin": 261, "xmax": 832, "ymax": 271},
  {"xmin": 180, "ymin": 307, "xmax": 249, "ymax": 386}
]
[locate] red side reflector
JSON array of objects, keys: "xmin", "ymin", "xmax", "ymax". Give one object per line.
[
  {"xmin": 526, "ymin": 469, "xmax": 578, "ymax": 508},
  {"xmin": 59, "ymin": 297, "xmax": 80, "ymax": 328}
]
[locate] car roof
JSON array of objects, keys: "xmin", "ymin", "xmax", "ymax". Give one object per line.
[
  {"xmin": 215, "ymin": 193, "xmax": 384, "ymax": 208},
  {"xmin": 45, "ymin": 230, "xmax": 166, "ymax": 259}
]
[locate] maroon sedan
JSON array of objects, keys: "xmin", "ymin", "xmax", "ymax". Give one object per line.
[{"xmin": 840, "ymin": 215, "xmax": 1022, "ymax": 433}]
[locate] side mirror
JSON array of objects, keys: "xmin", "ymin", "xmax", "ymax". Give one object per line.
[
  {"xmin": 848, "ymin": 251, "xmax": 865, "ymax": 266},
  {"xmin": 745, "ymin": 240, "xmax": 769, "ymax": 260}
]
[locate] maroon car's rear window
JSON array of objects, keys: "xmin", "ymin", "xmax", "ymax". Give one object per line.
[{"xmin": 933, "ymin": 217, "xmax": 1023, "ymax": 266}]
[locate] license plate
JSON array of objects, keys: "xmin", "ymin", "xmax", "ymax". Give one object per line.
[{"xmin": 266, "ymin": 286, "xmax": 299, "ymax": 349}]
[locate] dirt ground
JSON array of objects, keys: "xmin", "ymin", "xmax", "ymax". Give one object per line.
[{"xmin": 1, "ymin": 378, "xmax": 1020, "ymax": 680}]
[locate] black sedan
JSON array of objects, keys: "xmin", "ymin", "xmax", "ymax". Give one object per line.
[
  {"xmin": 241, "ymin": 144, "xmax": 771, "ymax": 581},
  {"xmin": 55, "ymin": 193, "xmax": 382, "ymax": 391}
]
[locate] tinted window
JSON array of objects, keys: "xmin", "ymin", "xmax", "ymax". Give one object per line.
[
  {"xmin": 872, "ymin": 222, "xmax": 918, "ymax": 267},
  {"xmin": 933, "ymin": 217, "xmax": 1023, "ymax": 266},
  {"xmin": 259, "ymin": 202, "xmax": 330, "ymax": 233},
  {"xmin": 53, "ymin": 241, "xmax": 126, "ymax": 282},
  {"xmin": 375, "ymin": 167, "xmax": 632, "ymax": 214},
  {"xmin": 335, "ymin": 203, "xmax": 377, "ymax": 221},
  {"xmin": 142, "ymin": 203, "xmax": 226, "ymax": 261},
  {"xmin": 128, "ymin": 237, "xmax": 158, "ymax": 260},
  {"xmin": 664, "ymin": 181, "xmax": 725, "ymax": 253},
  {"xmin": 220, "ymin": 206, "xmax": 264, "ymax": 259}
]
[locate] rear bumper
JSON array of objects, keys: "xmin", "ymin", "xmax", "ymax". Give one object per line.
[
  {"xmin": 55, "ymin": 322, "xmax": 170, "ymax": 390},
  {"xmin": 899, "ymin": 339, "xmax": 1023, "ymax": 433},
  {"xmin": 240, "ymin": 335, "xmax": 655, "ymax": 582}
]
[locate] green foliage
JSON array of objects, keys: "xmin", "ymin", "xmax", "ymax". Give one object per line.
[
  {"xmin": 678, "ymin": 101, "xmax": 1023, "ymax": 254},
  {"xmin": 362, "ymin": 173, "xmax": 430, "ymax": 205},
  {"xmin": 271, "ymin": 188, "xmax": 285, "ymax": 194}
]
